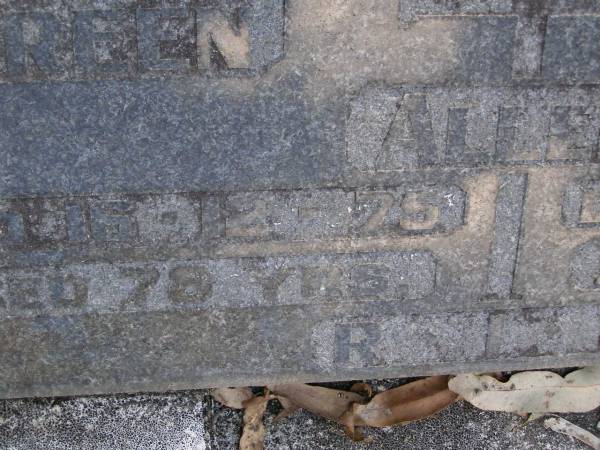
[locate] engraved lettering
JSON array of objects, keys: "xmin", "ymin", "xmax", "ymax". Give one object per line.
[
  {"xmin": 201, "ymin": 195, "xmax": 225, "ymax": 239},
  {"xmin": 570, "ymin": 239, "xmax": 600, "ymax": 290},
  {"xmin": 301, "ymin": 266, "xmax": 344, "ymax": 300},
  {"xmin": 0, "ymin": 279, "xmax": 5, "ymax": 309},
  {"xmin": 0, "ymin": 26, "xmax": 6, "ymax": 74},
  {"xmin": 446, "ymin": 107, "xmax": 483, "ymax": 163},
  {"xmin": 334, "ymin": 323, "xmax": 381, "ymax": 367},
  {"xmin": 398, "ymin": 192, "xmax": 441, "ymax": 231},
  {"xmin": 0, "ymin": 251, "xmax": 435, "ymax": 317},
  {"xmin": 252, "ymin": 267, "xmax": 295, "ymax": 303},
  {"xmin": 399, "ymin": 1, "xmax": 600, "ymax": 81},
  {"xmin": 74, "ymin": 10, "xmax": 134, "ymax": 76},
  {"xmin": 28, "ymin": 201, "xmax": 67, "ymax": 243},
  {"xmin": 377, "ymin": 93, "xmax": 438, "ymax": 169},
  {"xmin": 49, "ymin": 273, "xmax": 88, "ymax": 308},
  {"xmin": 135, "ymin": 195, "xmax": 201, "ymax": 243},
  {"xmin": 7, "ymin": 274, "xmax": 43, "ymax": 310},
  {"xmin": 225, "ymin": 196, "xmax": 269, "ymax": 238},
  {"xmin": 119, "ymin": 266, "xmax": 160, "ymax": 308},
  {"xmin": 356, "ymin": 192, "xmax": 395, "ymax": 233},
  {"xmin": 348, "ymin": 86, "xmax": 600, "ymax": 171},
  {"xmin": 3, "ymin": 13, "xmax": 64, "ymax": 78},
  {"xmin": 354, "ymin": 187, "xmax": 464, "ymax": 236},
  {"xmin": 168, "ymin": 265, "xmax": 213, "ymax": 305},
  {"xmin": 197, "ymin": 8, "xmax": 250, "ymax": 70},
  {"xmin": 563, "ymin": 178, "xmax": 600, "ymax": 228},
  {"xmin": 495, "ymin": 107, "xmax": 525, "ymax": 161},
  {"xmin": 90, "ymin": 201, "xmax": 137, "ymax": 242},
  {"xmin": 580, "ymin": 190, "xmax": 600, "ymax": 225},
  {"xmin": 137, "ymin": 8, "xmax": 197, "ymax": 73},
  {"xmin": 544, "ymin": 16, "xmax": 600, "ymax": 82},
  {"xmin": 548, "ymin": 106, "xmax": 598, "ymax": 161},
  {"xmin": 0, "ymin": 1, "xmax": 284, "ymax": 82},
  {"xmin": 348, "ymin": 264, "xmax": 391, "ymax": 300},
  {"xmin": 486, "ymin": 307, "xmax": 600, "ymax": 358},
  {"xmin": 0, "ymin": 210, "xmax": 25, "ymax": 244},
  {"xmin": 511, "ymin": 0, "xmax": 549, "ymax": 79},
  {"xmin": 66, "ymin": 202, "xmax": 89, "ymax": 242},
  {"xmin": 316, "ymin": 312, "xmax": 490, "ymax": 371},
  {"xmin": 0, "ymin": 189, "xmax": 457, "ymax": 269}
]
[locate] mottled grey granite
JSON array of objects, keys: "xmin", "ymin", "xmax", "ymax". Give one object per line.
[
  {"xmin": 2, "ymin": 0, "xmax": 600, "ymax": 399},
  {"xmin": 0, "ymin": 379, "xmax": 598, "ymax": 449}
]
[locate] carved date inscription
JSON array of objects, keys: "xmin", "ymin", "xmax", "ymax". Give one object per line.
[{"xmin": 0, "ymin": 186, "xmax": 466, "ymax": 260}]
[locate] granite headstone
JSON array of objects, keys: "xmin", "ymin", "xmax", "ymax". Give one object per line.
[{"xmin": 1, "ymin": 0, "xmax": 600, "ymax": 398}]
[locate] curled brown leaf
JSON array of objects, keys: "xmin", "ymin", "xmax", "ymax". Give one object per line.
[
  {"xmin": 350, "ymin": 382, "xmax": 374, "ymax": 398},
  {"xmin": 211, "ymin": 387, "xmax": 254, "ymax": 409},
  {"xmin": 341, "ymin": 375, "xmax": 458, "ymax": 437},
  {"xmin": 240, "ymin": 395, "xmax": 272, "ymax": 450},
  {"xmin": 268, "ymin": 377, "xmax": 456, "ymax": 442},
  {"xmin": 268, "ymin": 384, "xmax": 366, "ymax": 423},
  {"xmin": 273, "ymin": 396, "xmax": 300, "ymax": 422}
]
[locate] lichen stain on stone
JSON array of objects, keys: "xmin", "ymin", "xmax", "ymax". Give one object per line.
[
  {"xmin": 173, "ymin": 1, "xmax": 464, "ymax": 104},
  {"xmin": 284, "ymin": 0, "xmax": 462, "ymax": 90},
  {"xmin": 199, "ymin": 16, "xmax": 251, "ymax": 70}
]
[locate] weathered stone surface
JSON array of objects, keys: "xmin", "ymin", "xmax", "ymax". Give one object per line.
[
  {"xmin": 1, "ymin": 0, "xmax": 600, "ymax": 398},
  {"xmin": 0, "ymin": 384, "xmax": 598, "ymax": 449}
]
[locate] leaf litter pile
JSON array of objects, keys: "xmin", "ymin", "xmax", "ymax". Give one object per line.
[{"xmin": 212, "ymin": 367, "xmax": 600, "ymax": 449}]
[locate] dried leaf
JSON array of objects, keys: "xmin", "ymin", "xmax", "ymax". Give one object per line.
[
  {"xmin": 449, "ymin": 367, "xmax": 600, "ymax": 413},
  {"xmin": 211, "ymin": 387, "xmax": 254, "ymax": 409},
  {"xmin": 544, "ymin": 417, "xmax": 600, "ymax": 450},
  {"xmin": 511, "ymin": 412, "xmax": 545, "ymax": 431},
  {"xmin": 524, "ymin": 413, "xmax": 545, "ymax": 424},
  {"xmin": 273, "ymin": 396, "xmax": 300, "ymax": 421},
  {"xmin": 240, "ymin": 395, "xmax": 271, "ymax": 450},
  {"xmin": 343, "ymin": 376, "xmax": 458, "ymax": 429},
  {"xmin": 268, "ymin": 384, "xmax": 366, "ymax": 422},
  {"xmin": 350, "ymin": 382, "xmax": 373, "ymax": 398}
]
